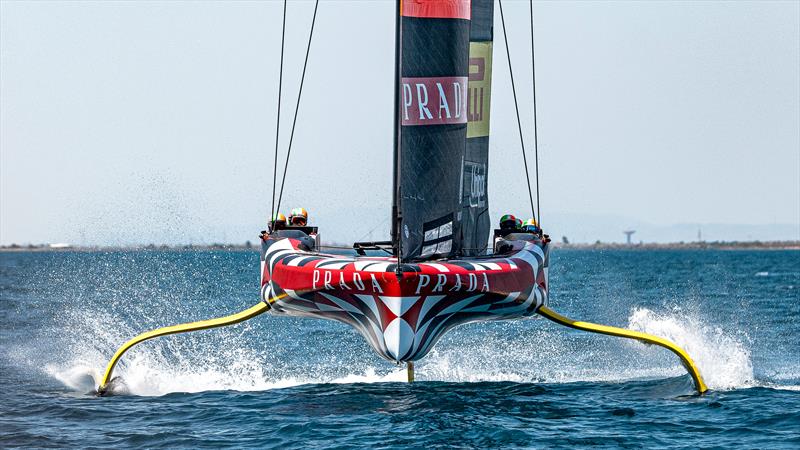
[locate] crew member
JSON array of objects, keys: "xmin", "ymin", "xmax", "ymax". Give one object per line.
[
  {"xmin": 271, "ymin": 212, "xmax": 288, "ymax": 230},
  {"xmin": 499, "ymin": 214, "xmax": 517, "ymax": 230},
  {"xmin": 523, "ymin": 218, "xmax": 541, "ymax": 234},
  {"xmin": 289, "ymin": 207, "xmax": 308, "ymax": 227},
  {"xmin": 260, "ymin": 212, "xmax": 287, "ymax": 241}
]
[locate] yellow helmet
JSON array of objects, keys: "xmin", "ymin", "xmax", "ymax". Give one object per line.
[
  {"xmin": 289, "ymin": 207, "xmax": 308, "ymax": 226},
  {"xmin": 271, "ymin": 212, "xmax": 287, "ymax": 225}
]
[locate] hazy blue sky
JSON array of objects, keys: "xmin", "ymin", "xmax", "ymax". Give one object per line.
[{"xmin": 2, "ymin": 0, "xmax": 798, "ymax": 245}]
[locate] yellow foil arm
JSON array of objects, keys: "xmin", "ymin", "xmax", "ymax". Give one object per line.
[
  {"xmin": 537, "ymin": 305, "xmax": 707, "ymax": 394},
  {"xmin": 97, "ymin": 301, "xmax": 271, "ymax": 394}
]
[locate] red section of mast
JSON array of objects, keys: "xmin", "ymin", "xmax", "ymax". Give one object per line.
[{"xmin": 401, "ymin": 0, "xmax": 471, "ymax": 20}]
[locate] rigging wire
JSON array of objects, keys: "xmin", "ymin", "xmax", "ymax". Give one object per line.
[
  {"xmin": 529, "ymin": 0, "xmax": 542, "ymax": 227},
  {"xmin": 276, "ymin": 0, "xmax": 319, "ymax": 217},
  {"xmin": 355, "ymin": 216, "xmax": 391, "ymax": 243},
  {"xmin": 268, "ymin": 1, "xmax": 543, "ymax": 239},
  {"xmin": 270, "ymin": 0, "xmax": 288, "ymax": 225},
  {"xmin": 498, "ymin": 0, "xmax": 536, "ymax": 223}
]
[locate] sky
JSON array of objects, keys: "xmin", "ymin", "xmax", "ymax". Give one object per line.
[{"xmin": 1, "ymin": 0, "xmax": 799, "ymax": 245}]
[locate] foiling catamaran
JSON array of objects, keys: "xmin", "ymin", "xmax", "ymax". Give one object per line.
[{"xmin": 97, "ymin": 0, "xmax": 706, "ymax": 395}]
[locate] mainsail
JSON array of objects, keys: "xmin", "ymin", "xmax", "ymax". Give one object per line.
[
  {"xmin": 395, "ymin": 0, "xmax": 486, "ymax": 261},
  {"xmin": 462, "ymin": 0, "xmax": 494, "ymax": 256}
]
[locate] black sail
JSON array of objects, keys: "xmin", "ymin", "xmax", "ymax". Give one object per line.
[
  {"xmin": 461, "ymin": 0, "xmax": 494, "ymax": 256},
  {"xmin": 397, "ymin": 0, "xmax": 472, "ymax": 260}
]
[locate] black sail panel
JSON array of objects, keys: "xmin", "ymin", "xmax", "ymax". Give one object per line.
[
  {"xmin": 398, "ymin": 1, "xmax": 471, "ymax": 260},
  {"xmin": 461, "ymin": 0, "xmax": 494, "ymax": 256}
]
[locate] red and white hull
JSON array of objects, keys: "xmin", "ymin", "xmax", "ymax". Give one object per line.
[{"xmin": 260, "ymin": 237, "xmax": 549, "ymax": 362}]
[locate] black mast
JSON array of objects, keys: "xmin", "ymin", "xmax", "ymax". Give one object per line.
[{"xmin": 391, "ymin": 0, "xmax": 402, "ymax": 265}]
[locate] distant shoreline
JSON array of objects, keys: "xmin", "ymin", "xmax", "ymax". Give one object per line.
[
  {"xmin": 556, "ymin": 240, "xmax": 800, "ymax": 250},
  {"xmin": 2, "ymin": 240, "xmax": 798, "ymax": 252}
]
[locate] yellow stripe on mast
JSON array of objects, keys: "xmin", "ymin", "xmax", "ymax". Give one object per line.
[{"xmin": 536, "ymin": 305, "xmax": 707, "ymax": 394}]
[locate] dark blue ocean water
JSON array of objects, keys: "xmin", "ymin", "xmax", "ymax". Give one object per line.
[{"xmin": 1, "ymin": 249, "xmax": 798, "ymax": 448}]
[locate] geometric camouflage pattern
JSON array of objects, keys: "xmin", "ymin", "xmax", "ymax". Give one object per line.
[{"xmin": 260, "ymin": 237, "xmax": 549, "ymax": 362}]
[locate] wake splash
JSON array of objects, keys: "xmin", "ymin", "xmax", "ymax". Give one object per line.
[
  {"xmin": 627, "ymin": 308, "xmax": 755, "ymax": 390},
  {"xmin": 41, "ymin": 307, "xmax": 410, "ymax": 396},
  {"xmin": 50, "ymin": 359, "xmax": 408, "ymax": 397},
  {"xmin": 44, "ymin": 306, "xmax": 763, "ymax": 396},
  {"xmin": 420, "ymin": 307, "xmax": 758, "ymax": 391}
]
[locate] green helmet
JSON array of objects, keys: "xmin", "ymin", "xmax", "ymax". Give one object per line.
[{"xmin": 500, "ymin": 214, "xmax": 517, "ymax": 230}]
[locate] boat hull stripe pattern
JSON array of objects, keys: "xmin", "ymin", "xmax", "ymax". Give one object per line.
[{"xmin": 260, "ymin": 238, "xmax": 549, "ymax": 362}]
